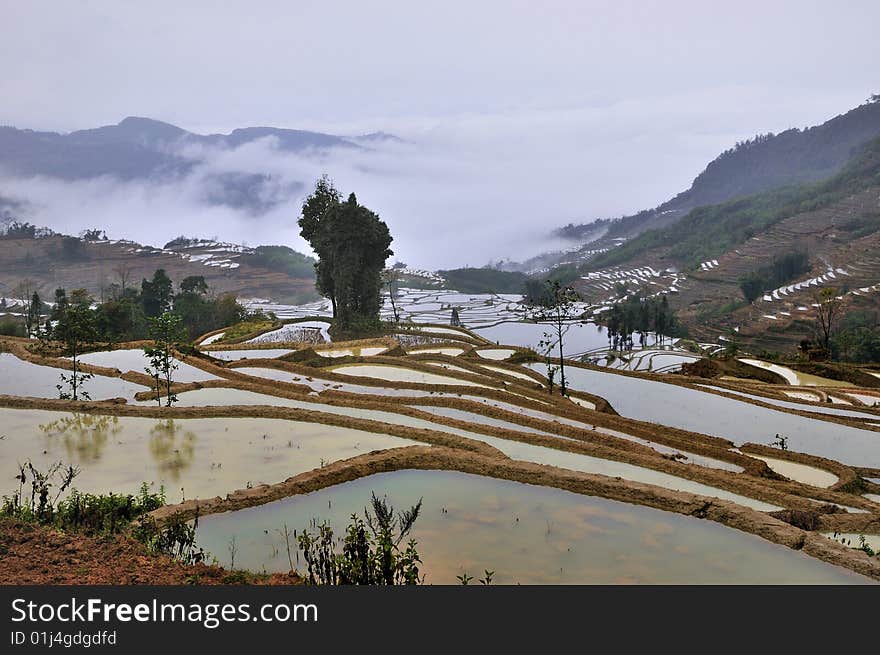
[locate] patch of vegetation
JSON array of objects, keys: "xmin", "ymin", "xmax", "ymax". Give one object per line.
[
  {"xmin": 832, "ymin": 309, "xmax": 880, "ymax": 364},
  {"xmin": 297, "ymin": 492, "xmax": 423, "ymax": 585},
  {"xmin": 597, "ymin": 295, "xmax": 685, "ymax": 349},
  {"xmin": 837, "ymin": 212, "xmax": 880, "ymax": 240},
  {"xmin": 1, "ymin": 460, "xmax": 205, "ymax": 565},
  {"xmin": 57, "ymin": 236, "xmax": 89, "ymax": 262},
  {"xmin": 695, "ymin": 298, "xmax": 748, "ymax": 322},
  {"xmin": 0, "ymin": 316, "xmax": 25, "ymax": 336},
  {"xmin": 739, "ymin": 251, "xmax": 810, "ymax": 303},
  {"xmin": 250, "ymin": 245, "xmax": 316, "ymax": 279},
  {"xmin": 437, "ymin": 267, "xmax": 528, "ymax": 294},
  {"xmin": 217, "ymin": 318, "xmax": 277, "ymax": 343}
]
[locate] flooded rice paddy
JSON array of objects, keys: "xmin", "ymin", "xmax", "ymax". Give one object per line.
[
  {"xmin": 195, "ymin": 470, "xmax": 866, "ymax": 584},
  {"xmin": 0, "ymin": 408, "xmax": 419, "ymax": 500},
  {"xmin": 75, "ymin": 349, "xmax": 218, "ymax": 382},
  {"xmin": 0, "ymin": 353, "xmax": 147, "ymax": 400},
  {"xmin": 534, "ymin": 364, "xmax": 880, "ymax": 468},
  {"xmin": 329, "ymin": 364, "xmax": 491, "ymax": 388}
]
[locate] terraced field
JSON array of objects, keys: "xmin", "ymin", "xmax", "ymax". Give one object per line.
[
  {"xmin": 2, "ymin": 314, "xmax": 879, "ymax": 583},
  {"xmin": 571, "ymin": 185, "xmax": 880, "ymax": 353}
]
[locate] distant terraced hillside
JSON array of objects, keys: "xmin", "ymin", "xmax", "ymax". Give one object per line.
[
  {"xmin": 0, "ymin": 234, "xmax": 318, "ymax": 304},
  {"xmin": 573, "ymin": 136, "xmax": 880, "ymax": 352}
]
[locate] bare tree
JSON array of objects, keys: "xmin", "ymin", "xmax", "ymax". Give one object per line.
[
  {"xmin": 813, "ymin": 287, "xmax": 845, "ymax": 353},
  {"xmin": 528, "ymin": 279, "xmax": 581, "ymax": 396},
  {"xmin": 13, "ymin": 278, "xmax": 41, "ymax": 336},
  {"xmin": 382, "ymin": 268, "xmax": 401, "ymax": 324},
  {"xmin": 112, "ymin": 264, "xmax": 133, "ymax": 295}
]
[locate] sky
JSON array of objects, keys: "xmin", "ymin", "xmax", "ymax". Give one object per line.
[{"xmin": 1, "ymin": 0, "xmax": 879, "ymax": 268}]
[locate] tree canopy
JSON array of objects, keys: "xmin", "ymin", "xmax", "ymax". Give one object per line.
[{"xmin": 298, "ymin": 177, "xmax": 393, "ymax": 333}]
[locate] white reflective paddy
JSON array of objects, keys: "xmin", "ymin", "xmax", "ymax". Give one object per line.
[
  {"xmin": 315, "ymin": 346, "xmax": 387, "ymax": 358},
  {"xmin": 532, "ymin": 364, "xmax": 880, "ymax": 468},
  {"xmin": 0, "ymin": 353, "xmax": 148, "ymax": 400},
  {"xmin": 204, "ymin": 349, "xmax": 294, "ymax": 361},
  {"xmin": 329, "ymin": 364, "xmax": 490, "ymax": 388},
  {"xmin": 748, "ymin": 454, "xmax": 839, "ymax": 488},
  {"xmin": 76, "ymin": 349, "xmax": 218, "ymax": 383}
]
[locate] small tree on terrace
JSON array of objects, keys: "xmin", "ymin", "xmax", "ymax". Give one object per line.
[
  {"xmin": 144, "ymin": 311, "xmax": 187, "ymax": 407},
  {"xmin": 813, "ymin": 287, "xmax": 845, "ymax": 355},
  {"xmin": 53, "ymin": 304, "xmax": 97, "ymax": 401},
  {"xmin": 528, "ymin": 279, "xmax": 581, "ymax": 396}
]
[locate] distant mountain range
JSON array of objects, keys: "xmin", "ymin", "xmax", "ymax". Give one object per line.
[{"xmin": 0, "ymin": 117, "xmax": 398, "ymax": 213}]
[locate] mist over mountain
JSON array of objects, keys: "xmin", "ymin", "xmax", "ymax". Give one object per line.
[
  {"xmin": 2, "ymin": 94, "xmax": 876, "ymax": 271},
  {"xmin": 0, "ymin": 117, "xmax": 368, "ymax": 213}
]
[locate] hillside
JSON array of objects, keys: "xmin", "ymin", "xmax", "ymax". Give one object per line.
[
  {"xmin": 558, "ymin": 98, "xmax": 880, "ymax": 245},
  {"xmin": 0, "ymin": 232, "xmax": 318, "ymax": 304},
  {"xmin": 572, "ymin": 136, "xmax": 880, "ymax": 352}
]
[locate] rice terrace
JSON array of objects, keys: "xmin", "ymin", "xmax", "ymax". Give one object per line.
[{"xmin": 2, "ymin": 3, "xmax": 880, "ymax": 596}]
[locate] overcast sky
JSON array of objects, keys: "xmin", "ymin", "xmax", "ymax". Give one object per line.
[{"xmin": 2, "ymin": 1, "xmax": 878, "ymax": 268}]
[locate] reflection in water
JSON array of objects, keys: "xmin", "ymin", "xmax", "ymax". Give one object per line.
[
  {"xmin": 148, "ymin": 419, "xmax": 196, "ymax": 481},
  {"xmin": 39, "ymin": 414, "xmax": 121, "ymax": 463},
  {"xmin": 195, "ymin": 470, "xmax": 869, "ymax": 584}
]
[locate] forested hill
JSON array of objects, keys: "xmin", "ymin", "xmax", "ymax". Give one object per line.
[
  {"xmin": 564, "ymin": 97, "xmax": 880, "ymax": 241},
  {"xmin": 587, "ymin": 133, "xmax": 880, "ymax": 272}
]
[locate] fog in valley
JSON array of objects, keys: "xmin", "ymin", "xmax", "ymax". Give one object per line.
[{"xmin": 1, "ymin": 1, "xmax": 877, "ymax": 269}]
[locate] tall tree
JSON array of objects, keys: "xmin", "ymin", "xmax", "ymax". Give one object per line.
[
  {"xmin": 298, "ymin": 180, "xmax": 393, "ymax": 333},
  {"xmin": 141, "ymin": 269, "xmax": 173, "ymax": 318},
  {"xmin": 299, "ymin": 175, "xmax": 342, "ymax": 317},
  {"xmin": 26, "ymin": 291, "xmax": 42, "ymax": 337}
]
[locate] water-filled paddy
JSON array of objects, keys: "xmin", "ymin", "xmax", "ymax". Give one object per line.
[
  {"xmin": 232, "ymin": 367, "xmax": 442, "ymax": 397},
  {"xmin": 470, "ymin": 435, "xmax": 777, "ymax": 511},
  {"xmin": 76, "ymin": 349, "xmax": 218, "ymax": 383},
  {"xmin": 164, "ymin": 389, "xmax": 520, "ymax": 443},
  {"xmin": 699, "ymin": 386, "xmax": 880, "ymax": 421},
  {"xmin": 199, "ymin": 332, "xmax": 226, "ymax": 345},
  {"xmin": 424, "ymin": 362, "xmax": 480, "ymax": 376},
  {"xmin": 194, "ymin": 470, "xmax": 865, "ymax": 583},
  {"xmin": 407, "ymin": 347, "xmax": 466, "ymax": 356},
  {"xmin": 474, "ymin": 321, "xmax": 609, "ymax": 356},
  {"xmin": 0, "ymin": 353, "xmax": 147, "ymax": 400},
  {"xmin": 478, "ymin": 365, "xmax": 539, "ymax": 382},
  {"xmin": 0, "ymin": 408, "xmax": 419, "ymax": 500},
  {"xmin": 330, "ymin": 364, "xmax": 490, "ymax": 388},
  {"xmin": 748, "ymin": 455, "xmax": 839, "ymax": 488},
  {"xmin": 533, "ymin": 364, "xmax": 880, "ymax": 467},
  {"xmin": 409, "ymin": 405, "xmax": 562, "ymax": 437},
  {"xmin": 845, "ymin": 392, "xmax": 880, "ymax": 407},
  {"xmin": 204, "ymin": 349, "xmax": 294, "ymax": 361},
  {"xmin": 738, "ymin": 359, "xmax": 851, "ymax": 387},
  {"xmin": 475, "ymin": 348, "xmax": 516, "ymax": 360},
  {"xmin": 315, "ymin": 346, "xmax": 387, "ymax": 358},
  {"xmin": 823, "ymin": 532, "xmax": 880, "ymax": 553}
]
